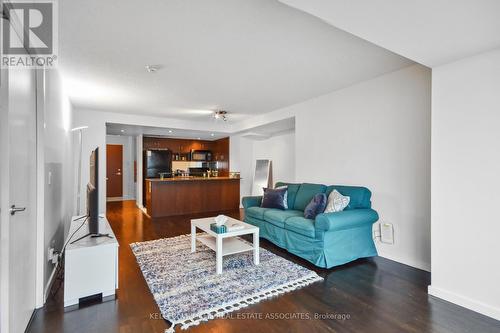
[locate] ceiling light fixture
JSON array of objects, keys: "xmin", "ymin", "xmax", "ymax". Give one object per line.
[
  {"xmin": 210, "ymin": 133, "xmax": 215, "ymax": 137},
  {"xmin": 213, "ymin": 110, "xmax": 228, "ymax": 121},
  {"xmin": 120, "ymin": 129, "xmax": 125, "ymax": 133},
  {"xmin": 168, "ymin": 130, "xmax": 173, "ymax": 133},
  {"xmin": 71, "ymin": 126, "xmax": 89, "ymax": 132},
  {"xmin": 145, "ymin": 65, "xmax": 160, "ymax": 73}
]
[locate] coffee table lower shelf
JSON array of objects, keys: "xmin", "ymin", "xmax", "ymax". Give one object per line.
[
  {"xmin": 197, "ymin": 234, "xmax": 254, "ymax": 256},
  {"xmin": 191, "ymin": 216, "xmax": 260, "ymax": 274}
]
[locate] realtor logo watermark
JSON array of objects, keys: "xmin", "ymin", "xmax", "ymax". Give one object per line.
[{"xmin": 2, "ymin": 0, "xmax": 58, "ymax": 68}]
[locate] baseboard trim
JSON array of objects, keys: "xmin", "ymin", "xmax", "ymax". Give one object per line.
[
  {"xmin": 43, "ymin": 263, "xmax": 59, "ymax": 304},
  {"xmin": 378, "ymin": 252, "xmax": 431, "ymax": 272},
  {"xmin": 107, "ymin": 196, "xmax": 135, "ymax": 202},
  {"xmin": 136, "ymin": 203, "xmax": 147, "ymax": 215},
  {"xmin": 428, "ymin": 285, "xmax": 500, "ymax": 321}
]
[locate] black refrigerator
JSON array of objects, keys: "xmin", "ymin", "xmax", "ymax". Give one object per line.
[
  {"xmin": 143, "ymin": 149, "xmax": 172, "ymax": 178},
  {"xmin": 143, "ymin": 149, "xmax": 172, "ymax": 207}
]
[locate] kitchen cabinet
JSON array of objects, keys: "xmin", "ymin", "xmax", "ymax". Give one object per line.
[
  {"xmin": 145, "ymin": 177, "xmax": 241, "ymax": 217},
  {"xmin": 143, "ymin": 137, "xmax": 225, "ymax": 162}
]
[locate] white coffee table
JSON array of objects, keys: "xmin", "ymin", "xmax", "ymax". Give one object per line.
[{"xmin": 191, "ymin": 216, "xmax": 260, "ymax": 274}]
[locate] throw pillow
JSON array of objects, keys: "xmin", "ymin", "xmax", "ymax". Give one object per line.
[
  {"xmin": 261, "ymin": 187, "xmax": 288, "ymax": 210},
  {"xmin": 304, "ymin": 193, "xmax": 327, "ymax": 219},
  {"xmin": 275, "ymin": 185, "xmax": 288, "ymax": 209},
  {"xmin": 324, "ymin": 189, "xmax": 350, "ymax": 213}
]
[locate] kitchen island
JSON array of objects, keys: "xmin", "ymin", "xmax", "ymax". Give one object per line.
[{"xmin": 145, "ymin": 177, "xmax": 241, "ymax": 218}]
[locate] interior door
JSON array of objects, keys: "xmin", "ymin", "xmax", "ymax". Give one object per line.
[
  {"xmin": 107, "ymin": 144, "xmax": 123, "ymax": 197},
  {"xmin": 0, "ymin": 68, "xmax": 38, "ymax": 332}
]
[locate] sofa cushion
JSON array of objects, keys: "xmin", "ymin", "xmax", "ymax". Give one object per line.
[
  {"xmin": 324, "ymin": 189, "xmax": 350, "ymax": 213},
  {"xmin": 293, "ymin": 183, "xmax": 327, "ymax": 211},
  {"xmin": 284, "ymin": 217, "xmax": 316, "ymax": 238},
  {"xmin": 275, "ymin": 182, "xmax": 301, "ymax": 209},
  {"xmin": 304, "ymin": 193, "xmax": 327, "ymax": 219},
  {"xmin": 263, "ymin": 209, "xmax": 303, "ymax": 229},
  {"xmin": 326, "ymin": 185, "xmax": 372, "ymax": 209},
  {"xmin": 246, "ymin": 206, "xmax": 269, "ymax": 220},
  {"xmin": 261, "ymin": 187, "xmax": 287, "ymax": 210}
]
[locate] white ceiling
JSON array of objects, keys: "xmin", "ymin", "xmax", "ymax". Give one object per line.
[
  {"xmin": 279, "ymin": 0, "xmax": 500, "ymax": 67},
  {"xmin": 106, "ymin": 116, "xmax": 295, "ymax": 140},
  {"xmin": 239, "ymin": 117, "xmax": 295, "ymax": 140},
  {"xmin": 60, "ymin": 0, "xmax": 413, "ymax": 122},
  {"xmin": 106, "ymin": 123, "xmax": 227, "ymax": 140}
]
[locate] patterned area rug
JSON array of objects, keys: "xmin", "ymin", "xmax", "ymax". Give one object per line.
[{"xmin": 130, "ymin": 234, "xmax": 323, "ymax": 332}]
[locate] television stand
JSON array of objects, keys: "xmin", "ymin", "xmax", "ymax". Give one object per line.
[
  {"xmin": 70, "ymin": 232, "xmax": 112, "ymax": 245},
  {"xmin": 64, "ymin": 215, "xmax": 119, "ymax": 309}
]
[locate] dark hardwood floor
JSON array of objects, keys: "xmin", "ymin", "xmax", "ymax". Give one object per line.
[{"xmin": 28, "ymin": 201, "xmax": 500, "ymax": 333}]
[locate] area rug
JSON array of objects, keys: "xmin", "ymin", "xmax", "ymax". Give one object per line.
[{"xmin": 130, "ymin": 234, "xmax": 323, "ymax": 333}]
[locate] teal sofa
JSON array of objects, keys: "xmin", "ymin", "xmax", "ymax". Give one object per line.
[{"xmin": 242, "ymin": 182, "xmax": 379, "ymax": 268}]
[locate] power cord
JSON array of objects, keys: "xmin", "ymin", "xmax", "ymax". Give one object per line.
[
  {"xmin": 50, "ymin": 216, "xmax": 89, "ymax": 299},
  {"xmin": 62, "ymin": 216, "xmax": 89, "ymax": 253}
]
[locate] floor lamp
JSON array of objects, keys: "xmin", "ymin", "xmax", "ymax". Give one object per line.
[{"xmin": 71, "ymin": 126, "xmax": 88, "ymax": 216}]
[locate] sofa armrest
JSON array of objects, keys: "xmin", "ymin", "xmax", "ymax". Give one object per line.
[
  {"xmin": 242, "ymin": 196, "xmax": 262, "ymax": 209},
  {"xmin": 315, "ymin": 209, "xmax": 379, "ymax": 232}
]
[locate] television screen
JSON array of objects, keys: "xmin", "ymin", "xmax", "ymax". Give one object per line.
[
  {"xmin": 89, "ymin": 148, "xmax": 98, "ymax": 188},
  {"xmin": 88, "ymin": 147, "xmax": 99, "ymax": 234}
]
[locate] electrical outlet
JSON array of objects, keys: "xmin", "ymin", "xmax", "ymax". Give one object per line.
[
  {"xmin": 48, "ymin": 247, "xmax": 54, "ymax": 261},
  {"xmin": 380, "ymin": 223, "xmax": 394, "ymax": 244},
  {"xmin": 51, "ymin": 251, "xmax": 59, "ymax": 265}
]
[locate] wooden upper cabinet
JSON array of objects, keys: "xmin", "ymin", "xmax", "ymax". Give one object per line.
[
  {"xmin": 212, "ymin": 137, "xmax": 230, "ymax": 175},
  {"xmin": 190, "ymin": 141, "xmax": 198, "ymax": 151},
  {"xmin": 179, "ymin": 140, "xmax": 188, "ymax": 153},
  {"xmin": 142, "ymin": 137, "xmax": 225, "ymax": 159}
]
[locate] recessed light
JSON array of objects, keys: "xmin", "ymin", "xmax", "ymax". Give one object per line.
[
  {"xmin": 168, "ymin": 130, "xmax": 173, "ymax": 133},
  {"xmin": 210, "ymin": 133, "xmax": 215, "ymax": 137},
  {"xmin": 197, "ymin": 137, "xmax": 201, "ymax": 140},
  {"xmin": 145, "ymin": 65, "xmax": 160, "ymax": 73},
  {"xmin": 120, "ymin": 129, "xmax": 125, "ymax": 133},
  {"xmin": 213, "ymin": 110, "xmax": 228, "ymax": 121}
]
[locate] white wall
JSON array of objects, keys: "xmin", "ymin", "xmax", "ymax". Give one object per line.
[
  {"xmin": 253, "ymin": 131, "xmax": 296, "ymax": 185},
  {"xmin": 106, "ymin": 135, "xmax": 136, "ymax": 199},
  {"xmin": 135, "ymin": 135, "xmax": 143, "ymax": 208},
  {"xmin": 73, "ymin": 111, "xmax": 107, "ymax": 214},
  {"xmin": 429, "ymin": 48, "xmax": 500, "ymax": 320},
  {"xmin": 38, "ymin": 69, "xmax": 73, "ymax": 303},
  {"xmin": 230, "ymin": 131, "xmax": 296, "ymax": 201},
  {"xmin": 229, "ymin": 135, "xmax": 254, "ymax": 201},
  {"xmin": 229, "ymin": 131, "xmax": 295, "ymax": 201},
  {"xmin": 252, "ymin": 64, "xmax": 431, "ymax": 271}
]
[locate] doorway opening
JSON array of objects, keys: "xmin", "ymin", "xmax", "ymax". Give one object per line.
[{"xmin": 106, "ymin": 135, "xmax": 137, "ymax": 202}]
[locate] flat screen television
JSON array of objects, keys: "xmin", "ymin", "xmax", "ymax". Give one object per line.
[{"xmin": 87, "ymin": 147, "xmax": 99, "ymax": 234}]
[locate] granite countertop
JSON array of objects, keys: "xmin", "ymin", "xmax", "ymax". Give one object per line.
[{"xmin": 146, "ymin": 176, "xmax": 241, "ymax": 182}]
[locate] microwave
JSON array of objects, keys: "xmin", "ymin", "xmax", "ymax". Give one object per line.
[{"xmin": 190, "ymin": 150, "xmax": 212, "ymax": 161}]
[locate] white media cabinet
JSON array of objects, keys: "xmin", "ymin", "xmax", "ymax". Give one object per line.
[{"xmin": 64, "ymin": 215, "xmax": 119, "ymax": 308}]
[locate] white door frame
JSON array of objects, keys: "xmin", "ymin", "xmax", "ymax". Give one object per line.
[
  {"xmin": 0, "ymin": 3, "xmax": 45, "ymax": 331},
  {"xmin": 0, "ymin": 68, "xmax": 44, "ymax": 332},
  {"xmin": 0, "ymin": 67, "xmax": 43, "ymax": 333},
  {"xmin": 35, "ymin": 68, "xmax": 46, "ymax": 308},
  {"xmin": 0, "ymin": 52, "xmax": 12, "ymax": 333}
]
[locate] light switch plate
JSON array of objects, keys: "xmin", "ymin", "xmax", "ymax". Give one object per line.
[{"xmin": 380, "ymin": 223, "xmax": 394, "ymax": 244}]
